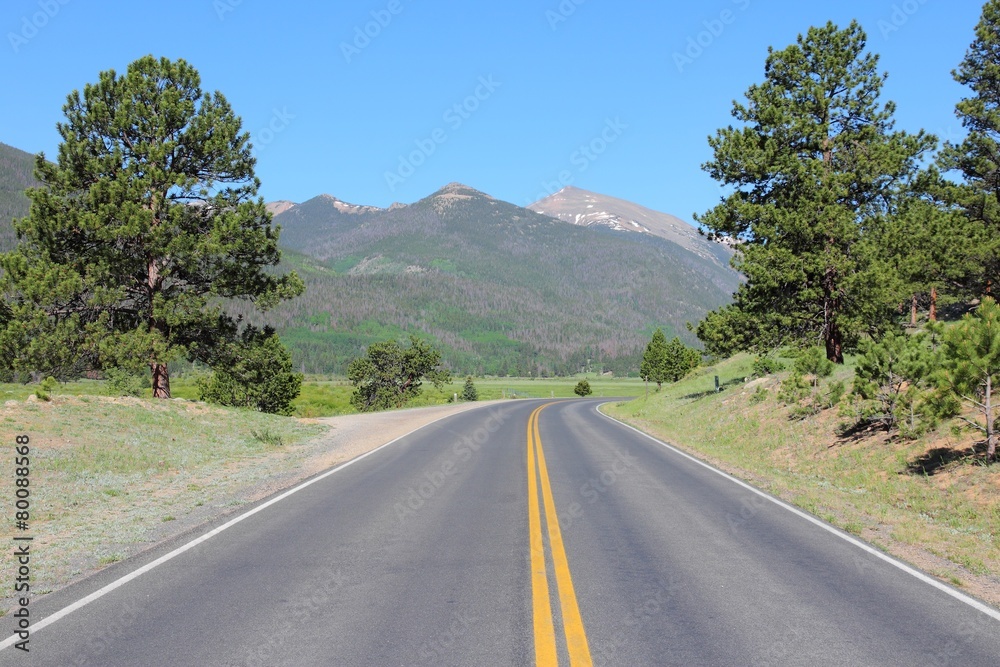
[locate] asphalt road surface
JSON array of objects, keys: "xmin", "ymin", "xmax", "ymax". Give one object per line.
[{"xmin": 3, "ymin": 399, "xmax": 999, "ymax": 666}]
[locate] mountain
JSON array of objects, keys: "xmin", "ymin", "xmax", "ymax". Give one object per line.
[
  {"xmin": 0, "ymin": 143, "xmax": 39, "ymax": 252},
  {"xmin": 0, "ymin": 143, "xmax": 738, "ymax": 376},
  {"xmin": 528, "ymin": 186, "xmax": 731, "ymax": 272},
  {"xmin": 247, "ymin": 183, "xmax": 739, "ymax": 376}
]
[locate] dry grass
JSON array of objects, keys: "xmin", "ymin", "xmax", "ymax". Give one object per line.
[
  {"xmin": 0, "ymin": 395, "xmax": 327, "ymax": 612},
  {"xmin": 606, "ymin": 354, "xmax": 1000, "ymax": 608}
]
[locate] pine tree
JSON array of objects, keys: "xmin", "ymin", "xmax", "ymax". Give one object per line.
[
  {"xmin": 198, "ymin": 326, "xmax": 303, "ymax": 415},
  {"xmin": 640, "ymin": 328, "xmax": 670, "ymax": 390},
  {"xmin": 461, "ymin": 376, "xmax": 479, "ymax": 401},
  {"xmin": 938, "ymin": 297, "xmax": 1000, "ymax": 459},
  {"xmin": 0, "ymin": 56, "xmax": 303, "ymax": 397},
  {"xmin": 347, "ymin": 335, "xmax": 450, "ymax": 412},
  {"xmin": 663, "ymin": 336, "xmax": 700, "ymax": 383},
  {"xmin": 938, "ymin": 0, "xmax": 1000, "ymax": 293},
  {"xmin": 870, "ymin": 195, "xmax": 983, "ymax": 324},
  {"xmin": 696, "ymin": 21, "xmax": 934, "ymax": 362}
]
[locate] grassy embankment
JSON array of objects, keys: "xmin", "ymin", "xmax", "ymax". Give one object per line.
[{"xmin": 605, "ymin": 354, "xmax": 1000, "ymax": 606}]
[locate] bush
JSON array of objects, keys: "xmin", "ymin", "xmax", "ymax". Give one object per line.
[
  {"xmin": 198, "ymin": 326, "xmax": 302, "ymax": 415},
  {"xmin": 825, "ymin": 380, "xmax": 846, "ymax": 409},
  {"xmin": 35, "ymin": 376, "xmax": 57, "ymax": 401},
  {"xmin": 749, "ymin": 386, "xmax": 769, "ymax": 405},
  {"xmin": 751, "ymin": 356, "xmax": 785, "ymax": 377},
  {"xmin": 104, "ymin": 367, "xmax": 149, "ymax": 397},
  {"xmin": 777, "ymin": 373, "xmax": 810, "ymax": 405},
  {"xmin": 794, "ymin": 347, "xmax": 834, "ymax": 387},
  {"xmin": 574, "ymin": 379, "xmax": 592, "ymax": 397},
  {"xmin": 852, "ymin": 330, "xmax": 938, "ymax": 434}
]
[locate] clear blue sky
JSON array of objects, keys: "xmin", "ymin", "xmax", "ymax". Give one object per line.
[{"xmin": 0, "ymin": 0, "xmax": 986, "ymax": 222}]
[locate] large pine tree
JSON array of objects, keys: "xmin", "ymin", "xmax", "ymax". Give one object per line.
[
  {"xmin": 938, "ymin": 0, "xmax": 1000, "ymax": 293},
  {"xmin": 696, "ymin": 21, "xmax": 934, "ymax": 362},
  {"xmin": 0, "ymin": 56, "xmax": 303, "ymax": 397}
]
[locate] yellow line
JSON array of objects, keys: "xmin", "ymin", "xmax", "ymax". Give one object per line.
[
  {"xmin": 528, "ymin": 404, "xmax": 592, "ymax": 667},
  {"xmin": 528, "ymin": 406, "xmax": 557, "ymax": 665}
]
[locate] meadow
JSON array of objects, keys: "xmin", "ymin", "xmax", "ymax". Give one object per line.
[{"xmin": 1, "ymin": 374, "xmax": 647, "ymax": 418}]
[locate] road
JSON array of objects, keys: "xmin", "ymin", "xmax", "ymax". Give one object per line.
[{"xmin": 3, "ymin": 399, "xmax": 999, "ymax": 665}]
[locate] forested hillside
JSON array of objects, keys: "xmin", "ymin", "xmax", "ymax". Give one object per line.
[
  {"xmin": 248, "ymin": 183, "xmax": 739, "ymax": 375},
  {"xmin": 0, "ymin": 143, "xmax": 37, "ymax": 252}
]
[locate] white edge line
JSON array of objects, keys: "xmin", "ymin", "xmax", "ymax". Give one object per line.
[
  {"xmin": 595, "ymin": 402, "xmax": 1000, "ymax": 623},
  {"xmin": 0, "ymin": 403, "xmax": 500, "ymax": 651}
]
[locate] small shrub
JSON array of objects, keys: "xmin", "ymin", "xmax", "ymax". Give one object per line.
[
  {"xmin": 794, "ymin": 347, "xmax": 834, "ymax": 387},
  {"xmin": 574, "ymin": 379, "xmax": 593, "ymax": 397},
  {"xmin": 250, "ymin": 428, "xmax": 284, "ymax": 447},
  {"xmin": 36, "ymin": 376, "xmax": 57, "ymax": 401},
  {"xmin": 104, "ymin": 367, "xmax": 149, "ymax": 397},
  {"xmin": 789, "ymin": 401, "xmax": 822, "ymax": 420},
  {"xmin": 825, "ymin": 380, "xmax": 846, "ymax": 409},
  {"xmin": 751, "ymin": 356, "xmax": 785, "ymax": 377},
  {"xmin": 777, "ymin": 373, "xmax": 810, "ymax": 405},
  {"xmin": 749, "ymin": 386, "xmax": 769, "ymax": 405}
]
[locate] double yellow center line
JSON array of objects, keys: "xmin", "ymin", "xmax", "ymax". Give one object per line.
[{"xmin": 527, "ymin": 404, "xmax": 592, "ymax": 666}]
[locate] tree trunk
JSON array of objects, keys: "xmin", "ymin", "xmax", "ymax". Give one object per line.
[
  {"xmin": 910, "ymin": 294, "xmax": 918, "ymax": 326},
  {"xmin": 929, "ymin": 286, "xmax": 937, "ymax": 322},
  {"xmin": 151, "ymin": 362, "xmax": 171, "ymax": 399},
  {"xmin": 986, "ymin": 374, "xmax": 995, "ymax": 460},
  {"xmin": 825, "ymin": 326, "xmax": 844, "ymax": 364}
]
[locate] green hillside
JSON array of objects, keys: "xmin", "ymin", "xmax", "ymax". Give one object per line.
[
  {"xmin": 0, "ymin": 146, "xmax": 736, "ymax": 377},
  {"xmin": 0, "ymin": 142, "xmax": 38, "ymax": 252},
  {"xmin": 246, "ymin": 183, "xmax": 738, "ymax": 376}
]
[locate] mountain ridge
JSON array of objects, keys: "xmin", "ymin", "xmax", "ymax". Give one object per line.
[
  {"xmin": 528, "ymin": 185, "xmax": 732, "ymax": 270},
  {"xmin": 0, "ymin": 140, "xmax": 737, "ymax": 375},
  {"xmin": 258, "ymin": 182, "xmax": 738, "ymax": 374}
]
